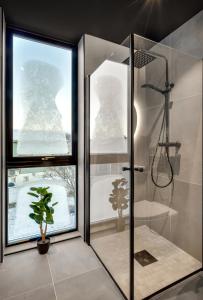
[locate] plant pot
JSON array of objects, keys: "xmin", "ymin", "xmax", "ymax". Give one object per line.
[
  {"xmin": 37, "ymin": 237, "xmax": 50, "ymax": 255},
  {"xmin": 116, "ymin": 217, "xmax": 125, "ymax": 232}
]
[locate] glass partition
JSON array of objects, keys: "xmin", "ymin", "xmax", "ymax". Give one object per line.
[
  {"xmin": 132, "ymin": 34, "xmax": 202, "ymax": 299},
  {"xmin": 87, "ymin": 35, "xmax": 132, "ymax": 299}
]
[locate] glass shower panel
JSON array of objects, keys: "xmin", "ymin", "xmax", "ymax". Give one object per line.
[
  {"xmin": 89, "ymin": 58, "xmax": 131, "ymax": 298},
  {"xmin": 133, "ymin": 34, "xmax": 202, "ymax": 299}
]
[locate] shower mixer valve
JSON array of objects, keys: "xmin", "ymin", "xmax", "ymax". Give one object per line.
[{"xmin": 158, "ymin": 141, "xmax": 181, "ymax": 148}]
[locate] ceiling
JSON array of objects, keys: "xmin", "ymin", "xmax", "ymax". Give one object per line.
[{"xmin": 0, "ymin": 0, "xmax": 202, "ymax": 45}]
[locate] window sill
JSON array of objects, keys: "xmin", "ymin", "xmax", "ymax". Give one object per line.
[{"xmin": 4, "ymin": 231, "xmax": 81, "ymax": 255}]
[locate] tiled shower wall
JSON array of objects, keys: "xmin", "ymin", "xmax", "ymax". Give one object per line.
[
  {"xmin": 161, "ymin": 10, "xmax": 203, "ymax": 58},
  {"xmin": 134, "ymin": 12, "xmax": 202, "ymax": 261},
  {"xmin": 151, "ymin": 50, "xmax": 201, "ymax": 262}
]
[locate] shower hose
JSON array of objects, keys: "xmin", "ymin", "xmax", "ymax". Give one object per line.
[{"xmin": 151, "ymin": 110, "xmax": 174, "ymax": 188}]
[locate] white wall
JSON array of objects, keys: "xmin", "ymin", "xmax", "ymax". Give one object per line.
[{"xmin": 77, "ymin": 37, "xmax": 85, "ymax": 238}]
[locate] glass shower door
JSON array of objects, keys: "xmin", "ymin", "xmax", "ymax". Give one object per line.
[
  {"xmin": 88, "ymin": 53, "xmax": 134, "ymax": 299},
  {"xmin": 132, "ymin": 34, "xmax": 202, "ymax": 299}
]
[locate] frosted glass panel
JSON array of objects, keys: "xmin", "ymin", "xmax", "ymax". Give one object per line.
[
  {"xmin": 13, "ymin": 36, "xmax": 72, "ymax": 156},
  {"xmin": 90, "ymin": 60, "xmax": 128, "ymax": 153},
  {"xmin": 8, "ymin": 166, "xmax": 76, "ymax": 244}
]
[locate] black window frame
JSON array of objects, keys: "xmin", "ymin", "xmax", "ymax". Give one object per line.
[{"xmin": 5, "ymin": 28, "xmax": 78, "ymax": 246}]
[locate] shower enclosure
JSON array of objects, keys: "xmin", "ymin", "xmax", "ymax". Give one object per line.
[{"xmin": 84, "ymin": 34, "xmax": 202, "ymax": 299}]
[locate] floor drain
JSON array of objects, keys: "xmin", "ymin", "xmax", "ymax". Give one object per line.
[{"xmin": 134, "ymin": 250, "xmax": 158, "ymax": 267}]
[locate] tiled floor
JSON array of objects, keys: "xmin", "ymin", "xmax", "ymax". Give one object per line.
[
  {"xmin": 1, "ymin": 235, "xmax": 202, "ymax": 300},
  {"xmin": 91, "ymin": 225, "xmax": 202, "ymax": 299},
  {"xmin": 152, "ymin": 271, "xmax": 203, "ymax": 300},
  {"xmin": 0, "ymin": 238, "xmax": 125, "ymax": 300}
]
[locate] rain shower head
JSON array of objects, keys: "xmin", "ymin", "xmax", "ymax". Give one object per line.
[
  {"xmin": 123, "ymin": 50, "xmax": 156, "ymax": 68},
  {"xmin": 134, "ymin": 50, "xmax": 156, "ymax": 69}
]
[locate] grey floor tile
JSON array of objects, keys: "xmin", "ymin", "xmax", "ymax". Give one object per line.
[
  {"xmin": 153, "ymin": 272, "xmax": 203, "ymax": 300},
  {"xmin": 0, "ymin": 250, "xmax": 52, "ymax": 300},
  {"xmin": 48, "ymin": 238, "xmax": 101, "ymax": 282},
  {"xmin": 4, "ymin": 284, "xmax": 56, "ymax": 300},
  {"xmin": 55, "ymin": 268, "xmax": 125, "ymax": 300}
]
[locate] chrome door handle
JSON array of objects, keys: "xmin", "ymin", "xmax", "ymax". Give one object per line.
[
  {"xmin": 122, "ymin": 167, "xmax": 130, "ymax": 171},
  {"xmin": 122, "ymin": 165, "xmax": 145, "ymax": 173}
]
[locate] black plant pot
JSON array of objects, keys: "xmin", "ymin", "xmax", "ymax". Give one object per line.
[{"xmin": 37, "ymin": 238, "xmax": 50, "ymax": 255}]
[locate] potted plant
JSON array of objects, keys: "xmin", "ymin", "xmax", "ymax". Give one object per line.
[
  {"xmin": 28, "ymin": 186, "xmax": 58, "ymax": 254},
  {"xmin": 109, "ymin": 178, "xmax": 129, "ymax": 232}
]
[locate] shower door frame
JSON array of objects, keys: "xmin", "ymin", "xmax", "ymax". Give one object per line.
[{"xmin": 84, "ymin": 34, "xmax": 135, "ymax": 300}]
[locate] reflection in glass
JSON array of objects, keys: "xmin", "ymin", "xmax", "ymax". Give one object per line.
[{"xmin": 90, "ymin": 60, "xmax": 128, "ymax": 153}]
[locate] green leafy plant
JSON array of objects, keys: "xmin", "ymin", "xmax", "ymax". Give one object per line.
[
  {"xmin": 28, "ymin": 186, "xmax": 58, "ymax": 241},
  {"xmin": 109, "ymin": 178, "xmax": 129, "ymax": 220}
]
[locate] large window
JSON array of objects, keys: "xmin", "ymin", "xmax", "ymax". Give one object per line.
[{"xmin": 6, "ymin": 30, "xmax": 77, "ymax": 245}]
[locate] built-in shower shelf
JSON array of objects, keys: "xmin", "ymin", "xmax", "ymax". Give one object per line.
[{"xmin": 134, "ymin": 200, "xmax": 177, "ymax": 220}]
